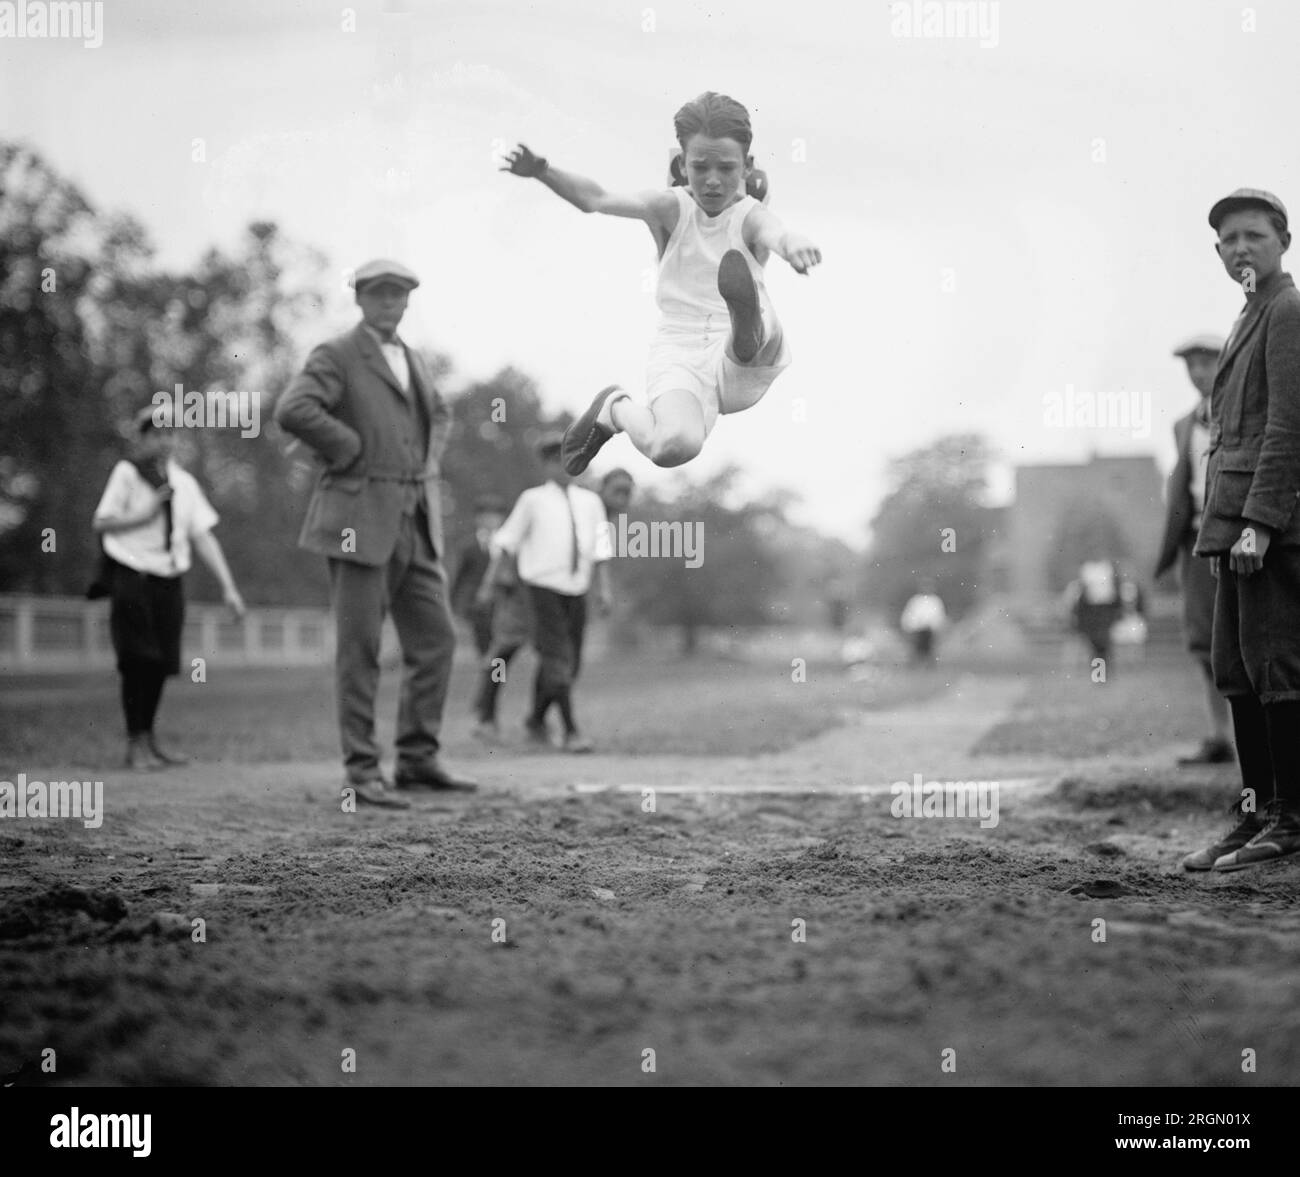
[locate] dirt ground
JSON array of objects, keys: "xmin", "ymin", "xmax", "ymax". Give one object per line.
[{"xmin": 2, "ymin": 652, "xmax": 1299, "ymax": 1086}]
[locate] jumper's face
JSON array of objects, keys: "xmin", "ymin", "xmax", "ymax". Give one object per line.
[
  {"xmin": 680, "ymin": 134, "xmax": 751, "ymax": 216},
  {"xmin": 1183, "ymin": 351, "xmax": 1218, "ymax": 398},
  {"xmin": 1215, "ymin": 209, "xmax": 1288, "ymax": 288},
  {"xmin": 356, "ymin": 279, "xmax": 410, "ymax": 337},
  {"xmin": 475, "ymin": 509, "xmax": 505, "ymax": 535}
]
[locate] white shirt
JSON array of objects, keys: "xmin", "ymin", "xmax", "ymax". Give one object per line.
[
  {"xmin": 1188, "ymin": 405, "xmax": 1212, "ymax": 524},
  {"xmin": 363, "ymin": 324, "xmax": 410, "ymax": 392},
  {"xmin": 901, "ymin": 593, "xmax": 946, "ymax": 633},
  {"xmin": 1078, "ymin": 560, "xmax": 1119, "ymax": 605},
  {"xmin": 94, "ymin": 459, "xmax": 219, "ymax": 577},
  {"xmin": 491, "ymin": 481, "xmax": 610, "ymax": 596}
]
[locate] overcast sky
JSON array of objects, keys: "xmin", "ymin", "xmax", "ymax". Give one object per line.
[{"xmin": 5, "ymin": 0, "xmax": 1298, "ymax": 545}]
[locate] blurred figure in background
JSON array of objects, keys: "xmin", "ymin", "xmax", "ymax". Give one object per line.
[
  {"xmin": 598, "ymin": 467, "xmax": 635, "ymax": 521},
  {"xmin": 595, "ymin": 468, "xmax": 638, "ymax": 650},
  {"xmin": 900, "ymin": 580, "xmax": 946, "ymax": 666},
  {"xmin": 451, "ymin": 494, "xmax": 507, "ymax": 657},
  {"xmin": 1154, "ymin": 332, "xmax": 1233, "ymax": 765},
  {"xmin": 91, "ymin": 407, "xmax": 245, "ymax": 770},
  {"xmin": 1067, "ymin": 555, "xmax": 1126, "ymax": 667},
  {"xmin": 477, "ymin": 435, "xmax": 611, "ymax": 752}
]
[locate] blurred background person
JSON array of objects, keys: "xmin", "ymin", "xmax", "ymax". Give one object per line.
[
  {"xmin": 469, "ymin": 537, "xmax": 535, "ymax": 744},
  {"xmin": 1154, "ymin": 332, "xmax": 1233, "ymax": 765},
  {"xmin": 1066, "ymin": 554, "xmax": 1125, "ymax": 667},
  {"xmin": 91, "ymin": 407, "xmax": 246, "ymax": 770},
  {"xmin": 899, "ymin": 580, "xmax": 946, "ymax": 666},
  {"xmin": 477, "ymin": 435, "xmax": 611, "ymax": 752},
  {"xmin": 451, "ymin": 494, "xmax": 507, "ymax": 657}
]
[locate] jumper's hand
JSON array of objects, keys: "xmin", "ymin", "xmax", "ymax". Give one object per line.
[
  {"xmin": 1229, "ymin": 524, "xmax": 1272, "ymax": 576},
  {"xmin": 475, "ymin": 583, "xmax": 495, "ymax": 610},
  {"xmin": 500, "ymin": 143, "xmax": 548, "ymax": 178},
  {"xmin": 782, "ymin": 233, "xmax": 822, "ymax": 274}
]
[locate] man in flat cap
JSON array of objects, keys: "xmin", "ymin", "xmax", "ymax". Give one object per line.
[
  {"xmin": 1182, "ymin": 189, "xmax": 1300, "ymax": 870},
  {"xmin": 275, "ymin": 259, "xmax": 476, "ymax": 807},
  {"xmin": 1154, "ymin": 333, "xmax": 1232, "ymax": 766},
  {"xmin": 475, "ymin": 434, "xmax": 612, "ymax": 752}
]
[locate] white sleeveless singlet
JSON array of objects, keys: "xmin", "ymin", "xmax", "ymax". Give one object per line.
[{"xmin": 645, "ymin": 187, "xmax": 790, "ymax": 430}]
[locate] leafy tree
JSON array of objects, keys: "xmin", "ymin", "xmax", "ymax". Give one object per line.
[
  {"xmin": 864, "ymin": 433, "xmax": 997, "ymax": 623},
  {"xmin": 618, "ymin": 465, "xmax": 785, "ymax": 654}
]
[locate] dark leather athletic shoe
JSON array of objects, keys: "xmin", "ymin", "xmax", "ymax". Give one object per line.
[
  {"xmin": 1214, "ymin": 801, "xmax": 1300, "ymax": 871},
  {"xmin": 562, "ymin": 384, "xmax": 622, "ymax": 476},
  {"xmin": 1181, "ymin": 805, "xmax": 1262, "ymax": 871},
  {"xmin": 717, "ymin": 249, "xmax": 764, "ymax": 363},
  {"xmin": 148, "ymin": 736, "xmax": 190, "ymax": 767}
]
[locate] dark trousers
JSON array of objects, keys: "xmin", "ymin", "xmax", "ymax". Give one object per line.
[
  {"xmin": 1211, "ymin": 549, "xmax": 1300, "ymax": 702},
  {"xmin": 109, "ymin": 565, "xmax": 183, "ymax": 738},
  {"xmin": 1076, "ymin": 601, "xmax": 1120, "ymax": 663},
  {"xmin": 470, "ymin": 604, "xmax": 494, "ymax": 657},
  {"xmin": 327, "ymin": 507, "xmax": 455, "ymax": 783},
  {"xmin": 527, "ymin": 585, "xmax": 587, "ymax": 734},
  {"xmin": 473, "ymin": 635, "xmax": 527, "ymax": 723}
]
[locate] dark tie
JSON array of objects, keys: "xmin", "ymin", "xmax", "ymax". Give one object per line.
[{"xmin": 563, "ymin": 487, "xmax": 579, "ymax": 574}]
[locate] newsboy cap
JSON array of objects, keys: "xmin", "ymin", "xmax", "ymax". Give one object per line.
[
  {"xmin": 1208, "ymin": 188, "xmax": 1289, "ymax": 232},
  {"xmin": 351, "ymin": 258, "xmax": 420, "ymax": 291},
  {"xmin": 1172, "ymin": 333, "xmax": 1225, "ymax": 358}
]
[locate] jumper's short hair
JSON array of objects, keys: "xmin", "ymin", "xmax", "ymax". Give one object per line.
[{"xmin": 673, "ymin": 92, "xmax": 753, "ymax": 156}]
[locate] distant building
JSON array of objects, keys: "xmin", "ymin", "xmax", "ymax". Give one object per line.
[{"xmin": 1006, "ymin": 454, "xmax": 1165, "ymax": 604}]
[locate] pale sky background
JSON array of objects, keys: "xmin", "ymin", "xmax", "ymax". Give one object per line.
[{"xmin": 5, "ymin": 0, "xmax": 1299, "ymax": 546}]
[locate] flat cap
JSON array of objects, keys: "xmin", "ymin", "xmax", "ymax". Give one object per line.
[
  {"xmin": 351, "ymin": 258, "xmax": 420, "ymax": 291},
  {"xmin": 1172, "ymin": 333, "xmax": 1225, "ymax": 358},
  {"xmin": 1208, "ymin": 188, "xmax": 1288, "ymax": 232}
]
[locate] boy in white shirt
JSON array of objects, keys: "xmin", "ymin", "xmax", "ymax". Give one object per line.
[
  {"xmin": 477, "ymin": 436, "xmax": 612, "ymax": 751},
  {"xmin": 92, "ymin": 408, "xmax": 245, "ymax": 769}
]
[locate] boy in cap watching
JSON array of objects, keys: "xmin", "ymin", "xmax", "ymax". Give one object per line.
[{"xmin": 1183, "ymin": 189, "xmax": 1300, "ymax": 870}]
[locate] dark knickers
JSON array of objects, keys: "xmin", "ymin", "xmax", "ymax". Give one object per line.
[{"xmin": 1211, "ymin": 546, "xmax": 1300, "ymax": 702}]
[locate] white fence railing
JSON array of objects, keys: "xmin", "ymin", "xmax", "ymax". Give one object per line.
[{"xmin": 0, "ymin": 594, "xmax": 335, "ymax": 673}]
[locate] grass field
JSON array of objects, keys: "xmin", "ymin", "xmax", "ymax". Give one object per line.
[{"xmin": 0, "ymin": 646, "xmax": 949, "ymax": 765}]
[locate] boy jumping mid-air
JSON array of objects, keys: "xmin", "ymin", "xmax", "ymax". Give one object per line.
[{"xmin": 502, "ymin": 91, "xmax": 822, "ymax": 475}]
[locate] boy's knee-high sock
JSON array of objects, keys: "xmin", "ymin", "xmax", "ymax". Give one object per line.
[
  {"xmin": 143, "ymin": 668, "xmax": 168, "ymax": 733},
  {"xmin": 1264, "ymin": 701, "xmax": 1300, "ymax": 803},
  {"xmin": 1229, "ymin": 694, "xmax": 1274, "ymax": 809}
]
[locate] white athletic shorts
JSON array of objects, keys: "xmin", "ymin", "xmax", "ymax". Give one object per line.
[{"xmin": 645, "ymin": 303, "xmax": 791, "ymax": 437}]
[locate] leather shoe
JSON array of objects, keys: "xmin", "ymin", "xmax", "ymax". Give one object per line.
[
  {"xmin": 1177, "ymin": 738, "xmax": 1234, "ymax": 766},
  {"xmin": 394, "ymin": 760, "xmax": 478, "ymax": 792},
  {"xmin": 350, "ymin": 778, "xmax": 411, "ymax": 809},
  {"xmin": 149, "ymin": 736, "xmax": 190, "ymax": 766}
]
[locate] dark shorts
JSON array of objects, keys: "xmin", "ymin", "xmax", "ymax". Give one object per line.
[
  {"xmin": 1211, "ymin": 546, "xmax": 1300, "ymax": 703},
  {"xmin": 109, "ymin": 562, "xmax": 184, "ymax": 676},
  {"xmin": 1179, "ymin": 542, "xmax": 1217, "ymax": 658}
]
